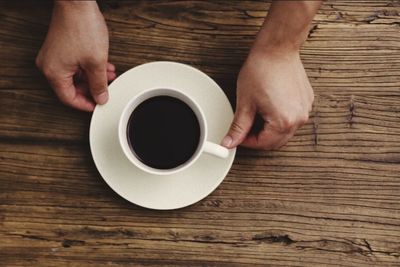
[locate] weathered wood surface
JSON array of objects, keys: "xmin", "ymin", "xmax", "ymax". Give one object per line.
[{"xmin": 1, "ymin": 0, "xmax": 399, "ymax": 266}]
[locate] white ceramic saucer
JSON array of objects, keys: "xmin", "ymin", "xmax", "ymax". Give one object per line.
[{"xmin": 90, "ymin": 61, "xmax": 236, "ymax": 210}]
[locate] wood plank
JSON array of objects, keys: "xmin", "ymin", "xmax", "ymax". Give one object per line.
[
  {"xmin": 1, "ymin": 141, "xmax": 399, "ymax": 266},
  {"xmin": 0, "ymin": 90, "xmax": 90, "ymax": 142}
]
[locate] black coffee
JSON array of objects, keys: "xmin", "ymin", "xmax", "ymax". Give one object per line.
[{"xmin": 127, "ymin": 95, "xmax": 201, "ymax": 169}]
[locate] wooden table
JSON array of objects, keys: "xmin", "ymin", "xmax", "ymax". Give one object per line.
[{"xmin": 1, "ymin": 1, "xmax": 400, "ymax": 266}]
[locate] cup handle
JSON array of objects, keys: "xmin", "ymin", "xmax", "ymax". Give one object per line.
[{"xmin": 203, "ymin": 141, "xmax": 230, "ymax": 158}]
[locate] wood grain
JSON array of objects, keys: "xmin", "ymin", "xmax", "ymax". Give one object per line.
[{"xmin": 0, "ymin": 0, "xmax": 399, "ymax": 266}]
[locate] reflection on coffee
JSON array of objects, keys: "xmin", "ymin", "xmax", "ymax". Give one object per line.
[{"xmin": 127, "ymin": 95, "xmax": 200, "ymax": 169}]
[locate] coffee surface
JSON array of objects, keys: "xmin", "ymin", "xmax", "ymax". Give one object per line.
[{"xmin": 127, "ymin": 95, "xmax": 201, "ymax": 169}]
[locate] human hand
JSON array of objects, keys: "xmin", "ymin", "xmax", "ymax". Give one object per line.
[
  {"xmin": 36, "ymin": 1, "xmax": 116, "ymax": 112},
  {"xmin": 221, "ymin": 47, "xmax": 314, "ymax": 150}
]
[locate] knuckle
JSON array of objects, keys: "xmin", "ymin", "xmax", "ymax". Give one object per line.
[
  {"xmin": 230, "ymin": 121, "xmax": 245, "ymax": 134},
  {"xmin": 41, "ymin": 65, "xmax": 55, "ymax": 79},
  {"xmin": 85, "ymin": 55, "xmax": 107, "ymax": 68},
  {"xmin": 93, "ymin": 57, "xmax": 107, "ymax": 66},
  {"xmin": 299, "ymin": 113, "xmax": 309, "ymax": 125},
  {"xmin": 278, "ymin": 115, "xmax": 296, "ymax": 132},
  {"xmin": 57, "ymin": 92, "xmax": 73, "ymax": 107}
]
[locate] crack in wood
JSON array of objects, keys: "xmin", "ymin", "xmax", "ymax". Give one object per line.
[
  {"xmin": 365, "ymin": 14, "xmax": 379, "ymax": 23},
  {"xmin": 312, "ymin": 96, "xmax": 319, "ymax": 148},
  {"xmin": 346, "ymin": 238, "xmax": 400, "ymax": 259},
  {"xmin": 194, "ymin": 234, "xmax": 215, "ymax": 242},
  {"xmin": 364, "ymin": 10, "xmax": 400, "ymax": 24},
  {"xmin": 19, "ymin": 234, "xmax": 50, "ymax": 242},
  {"xmin": 295, "ymin": 239, "xmax": 375, "ymax": 258},
  {"xmin": 308, "ymin": 24, "xmax": 318, "ymax": 38},
  {"xmin": 336, "ymin": 11, "xmax": 344, "ymax": 20},
  {"xmin": 252, "ymin": 233, "xmax": 294, "ymax": 245},
  {"xmin": 61, "ymin": 239, "xmax": 86, "ymax": 248},
  {"xmin": 77, "ymin": 226, "xmax": 138, "ymax": 238},
  {"xmin": 7, "ymin": 232, "xmax": 400, "ymax": 259},
  {"xmin": 363, "ymin": 239, "xmax": 373, "ymax": 253},
  {"xmin": 209, "ymin": 199, "xmax": 223, "ymax": 207},
  {"xmin": 348, "ymin": 95, "xmax": 355, "ymax": 128}
]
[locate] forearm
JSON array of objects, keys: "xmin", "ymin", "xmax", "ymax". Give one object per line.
[
  {"xmin": 55, "ymin": 0, "xmax": 98, "ymax": 8},
  {"xmin": 49, "ymin": 0, "xmax": 104, "ymax": 39},
  {"xmin": 54, "ymin": 0, "xmax": 100, "ymax": 15},
  {"xmin": 253, "ymin": 1, "xmax": 322, "ymax": 53}
]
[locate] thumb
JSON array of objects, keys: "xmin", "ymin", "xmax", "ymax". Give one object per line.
[
  {"xmin": 221, "ymin": 106, "xmax": 255, "ymax": 148},
  {"xmin": 84, "ymin": 63, "xmax": 108, "ymax": 105}
]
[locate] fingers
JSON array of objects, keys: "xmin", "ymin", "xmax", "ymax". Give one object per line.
[
  {"xmin": 241, "ymin": 123, "xmax": 283, "ymax": 150},
  {"xmin": 107, "ymin": 62, "xmax": 116, "ymax": 72},
  {"xmin": 48, "ymin": 76, "xmax": 96, "ymax": 112},
  {"xmin": 274, "ymin": 130, "xmax": 296, "ymax": 149},
  {"xmin": 241, "ymin": 126, "xmax": 295, "ymax": 150},
  {"xmin": 37, "ymin": 59, "xmax": 96, "ymax": 111},
  {"xmin": 221, "ymin": 106, "xmax": 255, "ymax": 149},
  {"xmin": 107, "ymin": 71, "xmax": 117, "ymax": 81},
  {"xmin": 241, "ymin": 112, "xmax": 308, "ymax": 150},
  {"xmin": 83, "ymin": 63, "xmax": 109, "ymax": 105},
  {"xmin": 75, "ymin": 64, "xmax": 117, "ymax": 83},
  {"xmin": 106, "ymin": 62, "xmax": 117, "ymax": 81},
  {"xmin": 58, "ymin": 62, "xmax": 116, "ymax": 111}
]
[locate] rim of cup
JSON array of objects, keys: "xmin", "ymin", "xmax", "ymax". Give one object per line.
[{"xmin": 118, "ymin": 87, "xmax": 208, "ymax": 176}]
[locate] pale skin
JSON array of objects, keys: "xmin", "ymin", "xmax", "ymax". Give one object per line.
[
  {"xmin": 222, "ymin": 1, "xmax": 321, "ymax": 150},
  {"xmin": 36, "ymin": 1, "xmax": 321, "ymax": 150},
  {"xmin": 36, "ymin": 1, "xmax": 115, "ymax": 112}
]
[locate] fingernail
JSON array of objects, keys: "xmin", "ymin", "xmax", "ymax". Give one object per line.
[
  {"xmin": 96, "ymin": 91, "xmax": 109, "ymax": 105},
  {"xmin": 221, "ymin": 135, "xmax": 232, "ymax": 147}
]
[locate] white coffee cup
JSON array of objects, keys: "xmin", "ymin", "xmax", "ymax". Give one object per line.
[{"xmin": 118, "ymin": 87, "xmax": 230, "ymax": 175}]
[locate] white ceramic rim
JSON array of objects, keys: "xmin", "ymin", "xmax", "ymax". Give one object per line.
[{"xmin": 118, "ymin": 87, "xmax": 208, "ymax": 176}]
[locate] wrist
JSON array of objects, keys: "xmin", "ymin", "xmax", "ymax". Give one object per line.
[
  {"xmin": 247, "ymin": 43, "xmax": 300, "ymax": 66},
  {"xmin": 54, "ymin": 0, "xmax": 99, "ymax": 11},
  {"xmin": 252, "ymin": 17, "xmax": 311, "ymax": 54},
  {"xmin": 251, "ymin": 29, "xmax": 304, "ymax": 55},
  {"xmin": 252, "ymin": 1, "xmax": 321, "ymax": 54}
]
